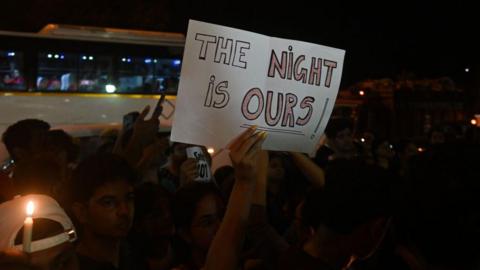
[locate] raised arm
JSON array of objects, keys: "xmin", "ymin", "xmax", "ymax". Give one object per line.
[
  {"xmin": 244, "ymin": 150, "xmax": 289, "ymax": 268},
  {"xmin": 251, "ymin": 149, "xmax": 268, "ymax": 206},
  {"xmin": 204, "ymin": 126, "xmax": 267, "ymax": 270}
]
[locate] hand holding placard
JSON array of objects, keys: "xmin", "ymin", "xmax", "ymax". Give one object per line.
[
  {"xmin": 186, "ymin": 146, "xmax": 212, "ymax": 182},
  {"xmin": 228, "ymin": 126, "xmax": 267, "ymax": 183}
]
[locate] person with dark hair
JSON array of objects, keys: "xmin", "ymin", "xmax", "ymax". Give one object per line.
[
  {"xmin": 129, "ymin": 183, "xmax": 175, "ymax": 270},
  {"xmin": 279, "ymin": 160, "xmax": 392, "ymax": 270},
  {"xmin": 11, "ymin": 129, "xmax": 78, "ymax": 206},
  {"xmin": 2, "ymin": 119, "xmax": 50, "ymax": 162},
  {"xmin": 69, "ymin": 153, "xmax": 143, "ymax": 270},
  {"xmin": 41, "ymin": 130, "xmax": 79, "ymax": 166},
  {"xmin": 395, "ymin": 143, "xmax": 480, "ymax": 270},
  {"xmin": 314, "ymin": 118, "xmax": 357, "ymax": 168},
  {"xmin": 171, "ymin": 182, "xmax": 224, "ymax": 270},
  {"xmin": 1, "ymin": 119, "xmax": 50, "ymax": 203},
  {"xmin": 13, "ymin": 155, "xmax": 64, "ymax": 199}
]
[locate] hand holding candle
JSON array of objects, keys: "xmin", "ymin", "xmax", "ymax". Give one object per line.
[{"xmin": 22, "ymin": 201, "xmax": 34, "ymax": 253}]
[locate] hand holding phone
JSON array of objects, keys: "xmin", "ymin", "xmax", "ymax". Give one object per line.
[{"xmin": 123, "ymin": 111, "xmax": 140, "ymax": 131}]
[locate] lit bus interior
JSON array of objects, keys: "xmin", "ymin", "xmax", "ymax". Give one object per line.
[
  {"xmin": 0, "ymin": 24, "xmax": 185, "ymax": 94},
  {"xmin": 0, "ymin": 25, "xmax": 185, "ymax": 161},
  {"xmin": 1, "ymin": 50, "xmax": 181, "ymax": 94}
]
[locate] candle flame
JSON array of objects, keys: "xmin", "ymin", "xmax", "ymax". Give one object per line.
[{"xmin": 26, "ymin": 201, "xmax": 35, "ymax": 216}]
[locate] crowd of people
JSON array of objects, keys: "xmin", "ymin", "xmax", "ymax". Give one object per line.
[{"xmin": 0, "ymin": 100, "xmax": 479, "ymax": 270}]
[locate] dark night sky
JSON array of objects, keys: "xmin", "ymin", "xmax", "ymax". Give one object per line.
[{"xmin": 0, "ymin": 0, "xmax": 478, "ymax": 88}]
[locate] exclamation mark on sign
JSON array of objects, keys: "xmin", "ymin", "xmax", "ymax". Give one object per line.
[{"xmin": 310, "ymin": 98, "xmax": 330, "ymax": 140}]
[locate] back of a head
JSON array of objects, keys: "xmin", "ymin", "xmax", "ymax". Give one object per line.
[
  {"xmin": 400, "ymin": 143, "xmax": 480, "ymax": 269},
  {"xmin": 302, "ymin": 159, "xmax": 391, "ymax": 234},
  {"xmin": 42, "ymin": 130, "xmax": 79, "ymax": 163},
  {"xmin": 324, "ymin": 118, "xmax": 353, "ymax": 139},
  {"xmin": 13, "ymin": 156, "xmax": 63, "ymax": 197},
  {"xmin": 2, "ymin": 119, "xmax": 50, "ymax": 160},
  {"xmin": 70, "ymin": 153, "xmax": 136, "ymax": 203}
]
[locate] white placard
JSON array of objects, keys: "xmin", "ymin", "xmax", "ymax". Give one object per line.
[{"xmin": 172, "ymin": 20, "xmax": 345, "ymax": 154}]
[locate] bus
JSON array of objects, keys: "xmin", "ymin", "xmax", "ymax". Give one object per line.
[{"xmin": 0, "ymin": 24, "xmax": 186, "ymax": 160}]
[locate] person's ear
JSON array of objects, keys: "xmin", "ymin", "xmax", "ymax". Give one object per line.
[{"xmin": 71, "ymin": 202, "xmax": 88, "ymax": 224}]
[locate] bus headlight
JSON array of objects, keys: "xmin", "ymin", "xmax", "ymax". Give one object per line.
[{"xmin": 105, "ymin": 84, "xmax": 117, "ymax": 93}]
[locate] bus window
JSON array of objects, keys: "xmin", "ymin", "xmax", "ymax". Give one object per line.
[
  {"xmin": 0, "ymin": 50, "xmax": 25, "ymax": 91},
  {"xmin": 78, "ymin": 54, "xmax": 113, "ymax": 92},
  {"xmin": 154, "ymin": 59, "xmax": 181, "ymax": 94},
  {"xmin": 37, "ymin": 52, "xmax": 77, "ymax": 91},
  {"xmin": 117, "ymin": 56, "xmax": 181, "ymax": 93},
  {"xmin": 116, "ymin": 58, "xmax": 182, "ymax": 93},
  {"xmin": 118, "ymin": 56, "xmax": 156, "ymax": 93}
]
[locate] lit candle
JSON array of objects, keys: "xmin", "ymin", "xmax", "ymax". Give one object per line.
[{"xmin": 23, "ymin": 201, "xmax": 34, "ymax": 253}]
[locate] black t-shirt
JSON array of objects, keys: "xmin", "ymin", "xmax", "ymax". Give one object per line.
[
  {"xmin": 77, "ymin": 254, "xmax": 117, "ymax": 270},
  {"xmin": 76, "ymin": 243, "xmax": 148, "ymax": 270},
  {"xmin": 278, "ymin": 247, "xmax": 335, "ymax": 270}
]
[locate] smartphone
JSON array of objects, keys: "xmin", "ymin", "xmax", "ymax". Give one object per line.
[{"xmin": 123, "ymin": 111, "xmax": 140, "ymax": 131}]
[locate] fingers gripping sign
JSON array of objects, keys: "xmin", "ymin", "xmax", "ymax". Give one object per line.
[{"xmin": 228, "ymin": 126, "xmax": 268, "ymax": 182}]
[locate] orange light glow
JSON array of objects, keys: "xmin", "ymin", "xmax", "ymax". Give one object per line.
[{"xmin": 26, "ymin": 201, "xmax": 35, "ymax": 216}]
